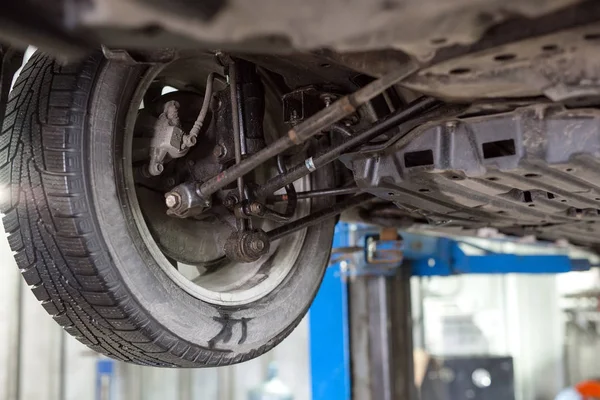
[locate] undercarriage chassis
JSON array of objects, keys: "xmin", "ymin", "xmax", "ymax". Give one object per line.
[{"xmin": 343, "ymin": 105, "xmax": 600, "ymax": 248}]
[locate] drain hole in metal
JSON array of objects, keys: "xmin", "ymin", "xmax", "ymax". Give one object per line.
[
  {"xmin": 482, "ymin": 139, "xmax": 516, "ymax": 159},
  {"xmin": 404, "ymin": 149, "xmax": 434, "ymax": 168}
]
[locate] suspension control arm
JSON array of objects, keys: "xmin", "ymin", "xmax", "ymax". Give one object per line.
[
  {"xmin": 266, "ymin": 193, "xmax": 376, "ymax": 241},
  {"xmin": 195, "ymin": 62, "xmax": 418, "ymax": 200},
  {"xmin": 267, "ymin": 186, "xmax": 361, "ymax": 203},
  {"xmin": 254, "ymin": 96, "xmax": 441, "ymax": 198}
]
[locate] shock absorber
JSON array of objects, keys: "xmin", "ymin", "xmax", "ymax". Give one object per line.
[{"xmin": 236, "ymin": 59, "xmax": 266, "ymax": 156}]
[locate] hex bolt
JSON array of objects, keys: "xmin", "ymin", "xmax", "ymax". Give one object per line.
[
  {"xmin": 213, "ymin": 143, "xmax": 227, "ymax": 158},
  {"xmin": 343, "ymin": 114, "xmax": 359, "ymax": 127},
  {"xmin": 250, "ymin": 238, "xmax": 265, "ymax": 252},
  {"xmin": 290, "ymin": 109, "xmax": 299, "ymax": 121},
  {"xmin": 165, "ymin": 193, "xmax": 181, "ymax": 209},
  {"xmin": 223, "ymin": 196, "xmax": 237, "ymax": 208}
]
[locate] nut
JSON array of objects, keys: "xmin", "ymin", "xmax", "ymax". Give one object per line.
[
  {"xmin": 249, "ymin": 202, "xmax": 263, "ymax": 214},
  {"xmin": 250, "ymin": 238, "xmax": 265, "ymax": 251},
  {"xmin": 165, "ymin": 193, "xmax": 181, "ymax": 209},
  {"xmin": 223, "ymin": 195, "xmax": 237, "ymax": 208}
]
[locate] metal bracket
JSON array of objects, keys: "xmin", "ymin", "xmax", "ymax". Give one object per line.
[
  {"xmin": 330, "ymin": 224, "xmax": 596, "ymax": 277},
  {"xmin": 101, "ymin": 46, "xmax": 178, "ymax": 64},
  {"xmin": 366, "ymin": 237, "xmax": 404, "ymax": 265}
]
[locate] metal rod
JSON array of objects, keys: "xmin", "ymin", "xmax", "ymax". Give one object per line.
[
  {"xmin": 266, "ymin": 193, "xmax": 375, "ymax": 241},
  {"xmin": 229, "ymin": 62, "xmax": 247, "ymax": 231},
  {"xmin": 275, "ymin": 155, "xmax": 297, "ymax": 217},
  {"xmin": 197, "ymin": 62, "xmax": 418, "ymax": 199},
  {"xmin": 255, "ymin": 97, "xmax": 441, "ymax": 198},
  {"xmin": 268, "ymin": 187, "xmax": 361, "ymax": 203},
  {"xmin": 236, "ymin": 79, "xmax": 248, "ymax": 156}
]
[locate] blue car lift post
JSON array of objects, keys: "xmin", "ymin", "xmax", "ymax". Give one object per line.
[{"xmin": 309, "ymin": 223, "xmax": 594, "ymax": 400}]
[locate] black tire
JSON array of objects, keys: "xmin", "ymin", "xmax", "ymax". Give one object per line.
[{"xmin": 0, "ymin": 52, "xmax": 335, "ymax": 367}]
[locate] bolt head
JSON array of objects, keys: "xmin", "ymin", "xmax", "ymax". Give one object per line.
[
  {"xmin": 213, "ymin": 144, "xmax": 226, "ymax": 158},
  {"xmin": 165, "ymin": 193, "xmax": 180, "ymax": 209},
  {"xmin": 250, "ymin": 239, "xmax": 265, "ymax": 251},
  {"xmin": 223, "ymin": 196, "xmax": 237, "ymax": 208}
]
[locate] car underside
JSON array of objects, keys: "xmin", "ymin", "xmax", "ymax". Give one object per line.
[{"xmin": 2, "ymin": 0, "xmax": 600, "ymax": 367}]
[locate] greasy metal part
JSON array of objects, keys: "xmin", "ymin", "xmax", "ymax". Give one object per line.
[
  {"xmin": 147, "ymin": 100, "xmax": 189, "ymax": 176},
  {"xmin": 282, "ymin": 86, "xmax": 331, "ymax": 124},
  {"xmin": 255, "ymin": 97, "xmax": 441, "ymax": 198},
  {"xmin": 229, "ymin": 63, "xmax": 244, "ymax": 195},
  {"xmin": 223, "ymin": 229, "xmax": 270, "ymax": 262},
  {"xmin": 228, "ymin": 61, "xmax": 248, "ymax": 231},
  {"xmin": 275, "ymin": 155, "xmax": 298, "ymax": 219},
  {"xmin": 165, "ymin": 192, "xmax": 180, "ymax": 208},
  {"xmin": 267, "ymin": 193, "xmax": 374, "ymax": 241},
  {"xmin": 186, "ymin": 89, "xmax": 237, "ymax": 182},
  {"xmin": 243, "ymin": 52, "xmax": 362, "ymax": 93},
  {"xmin": 101, "ymin": 46, "xmax": 179, "ymax": 64},
  {"xmin": 237, "ymin": 59, "xmax": 266, "ymax": 154},
  {"xmin": 240, "ymin": 156, "xmax": 298, "ymax": 223},
  {"xmin": 163, "ymin": 65, "xmax": 264, "ymax": 220},
  {"xmin": 195, "ymin": 64, "xmax": 418, "ymax": 201},
  {"xmin": 68, "ymin": 0, "xmax": 579, "ymax": 60},
  {"xmin": 330, "ymin": 123, "xmax": 354, "ymax": 137},
  {"xmin": 268, "ymin": 187, "xmax": 361, "ymax": 203},
  {"xmin": 243, "ymin": 201, "xmax": 292, "ymax": 223},
  {"xmin": 343, "ymin": 104, "xmax": 600, "ymax": 247},
  {"xmin": 403, "ymin": 22, "xmax": 600, "ymax": 101},
  {"xmin": 182, "ymin": 72, "xmax": 226, "ymax": 148},
  {"xmin": 257, "ymin": 66, "xmax": 286, "ymax": 100},
  {"xmin": 357, "ymin": 204, "xmax": 419, "ymax": 229},
  {"xmin": 164, "ymin": 181, "xmax": 211, "ymax": 218}
]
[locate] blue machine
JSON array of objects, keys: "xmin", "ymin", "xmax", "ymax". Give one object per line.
[
  {"xmin": 308, "ymin": 223, "xmax": 597, "ymax": 400},
  {"xmin": 309, "ymin": 224, "xmax": 352, "ymax": 400}
]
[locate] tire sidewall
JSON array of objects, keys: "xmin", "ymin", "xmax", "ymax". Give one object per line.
[{"xmin": 87, "ymin": 59, "xmax": 335, "ymax": 356}]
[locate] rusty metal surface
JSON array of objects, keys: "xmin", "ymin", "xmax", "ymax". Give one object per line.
[
  {"xmin": 2, "ymin": 0, "xmax": 587, "ymax": 62},
  {"xmin": 403, "ymin": 22, "xmax": 600, "ymax": 101},
  {"xmin": 75, "ymin": 0, "xmax": 581, "ymax": 60},
  {"xmin": 342, "ymin": 104, "xmax": 600, "ymax": 249}
]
